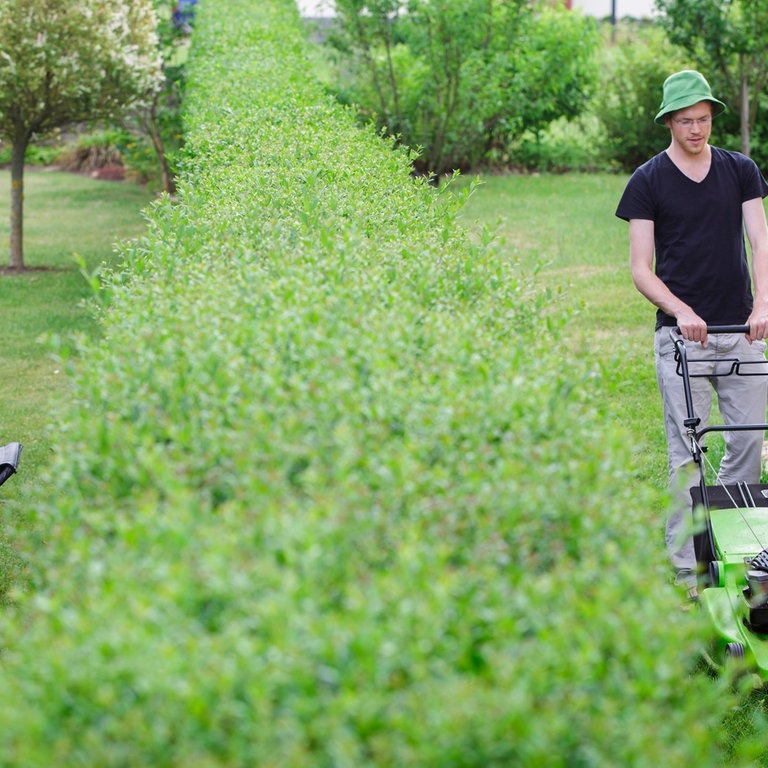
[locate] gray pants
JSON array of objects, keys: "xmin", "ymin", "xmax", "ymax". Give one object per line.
[{"xmin": 655, "ymin": 329, "xmax": 768, "ymax": 589}]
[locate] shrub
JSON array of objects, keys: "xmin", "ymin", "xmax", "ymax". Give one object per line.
[
  {"xmin": 0, "ymin": 0, "xmax": 745, "ymax": 765},
  {"xmin": 508, "ymin": 113, "xmax": 611, "ymax": 173},
  {"xmin": 593, "ymin": 25, "xmax": 691, "ymax": 172},
  {"xmin": 0, "ymin": 141, "xmax": 61, "ymax": 167},
  {"xmin": 55, "ymin": 129, "xmax": 125, "ymax": 174},
  {"xmin": 327, "ymin": 0, "xmax": 599, "ymax": 175}
]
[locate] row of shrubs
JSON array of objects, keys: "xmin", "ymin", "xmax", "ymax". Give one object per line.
[{"xmin": 0, "ymin": 0, "xmax": 754, "ymax": 764}]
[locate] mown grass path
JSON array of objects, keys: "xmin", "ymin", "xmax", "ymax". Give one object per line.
[
  {"xmin": 0, "ymin": 169, "xmax": 154, "ymax": 498},
  {"xmin": 459, "ymin": 172, "xmax": 668, "ymax": 490}
]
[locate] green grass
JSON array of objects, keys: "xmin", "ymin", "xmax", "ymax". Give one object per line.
[
  {"xmin": 0, "ymin": 169, "xmax": 154, "ymax": 500},
  {"xmin": 458, "ymin": 171, "xmax": 669, "ymax": 489},
  {"xmin": 459, "ymin": 171, "xmax": 768, "ymax": 763},
  {"xmin": 458, "ymin": 172, "xmax": 762, "ymax": 489}
]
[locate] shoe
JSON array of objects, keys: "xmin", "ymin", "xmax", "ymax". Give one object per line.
[{"xmin": 681, "ymin": 586, "xmax": 700, "ymax": 611}]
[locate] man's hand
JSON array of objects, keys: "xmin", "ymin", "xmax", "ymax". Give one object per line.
[
  {"xmin": 676, "ymin": 309, "xmax": 708, "ymax": 345},
  {"xmin": 746, "ymin": 301, "xmax": 768, "ymax": 342}
]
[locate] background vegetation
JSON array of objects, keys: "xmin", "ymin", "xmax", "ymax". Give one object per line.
[
  {"xmin": 314, "ymin": 0, "xmax": 768, "ymax": 175},
  {"xmin": 2, "ymin": 0, "xmax": 768, "ymax": 764},
  {"xmin": 327, "ymin": 0, "xmax": 599, "ymax": 175},
  {"xmin": 0, "ymin": 168, "xmax": 153, "ymax": 625},
  {"xmin": 0, "ymin": 0, "xmax": 161, "ymax": 268}
]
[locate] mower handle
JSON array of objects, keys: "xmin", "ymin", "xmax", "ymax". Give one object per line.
[
  {"xmin": 670, "ymin": 325, "xmax": 752, "ymax": 433},
  {"xmin": 673, "ymin": 325, "xmax": 751, "ymax": 335}
]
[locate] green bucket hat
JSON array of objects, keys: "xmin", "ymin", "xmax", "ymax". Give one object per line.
[{"xmin": 654, "ymin": 70, "xmax": 726, "ymax": 125}]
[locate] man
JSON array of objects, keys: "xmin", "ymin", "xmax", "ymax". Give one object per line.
[{"xmin": 615, "ymin": 70, "xmax": 768, "ymax": 600}]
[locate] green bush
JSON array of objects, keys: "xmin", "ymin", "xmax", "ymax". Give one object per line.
[
  {"xmin": 509, "ymin": 114, "xmax": 611, "ymax": 173},
  {"xmin": 328, "ymin": 0, "xmax": 599, "ymax": 175},
  {"xmin": 717, "ymin": 88, "xmax": 768, "ymax": 173},
  {"xmin": 0, "ymin": 0, "xmax": 750, "ymax": 765},
  {"xmin": 0, "ymin": 141, "xmax": 61, "ymax": 167},
  {"xmin": 54, "ymin": 128, "xmax": 125, "ymax": 173}
]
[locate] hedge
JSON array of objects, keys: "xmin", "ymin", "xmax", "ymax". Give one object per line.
[{"xmin": 0, "ymin": 0, "xmax": 749, "ymax": 765}]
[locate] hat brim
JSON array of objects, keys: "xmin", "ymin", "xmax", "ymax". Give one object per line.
[{"xmin": 655, "ymin": 97, "xmax": 726, "ymax": 125}]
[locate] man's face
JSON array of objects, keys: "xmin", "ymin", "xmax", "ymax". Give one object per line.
[{"xmin": 665, "ymin": 101, "xmax": 713, "ymax": 156}]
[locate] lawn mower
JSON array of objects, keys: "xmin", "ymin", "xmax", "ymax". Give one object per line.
[
  {"xmin": 673, "ymin": 325, "xmax": 768, "ymax": 676},
  {"xmin": 0, "ymin": 442, "xmax": 22, "ymax": 489}
]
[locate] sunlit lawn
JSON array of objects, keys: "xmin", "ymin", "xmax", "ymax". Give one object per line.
[
  {"xmin": 0, "ymin": 169, "xmax": 154, "ymax": 501},
  {"xmin": 458, "ymin": 171, "xmax": 669, "ymax": 489}
]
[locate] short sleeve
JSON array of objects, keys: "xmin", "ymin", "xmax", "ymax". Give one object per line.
[{"xmin": 615, "ymin": 165, "xmax": 656, "ymax": 222}]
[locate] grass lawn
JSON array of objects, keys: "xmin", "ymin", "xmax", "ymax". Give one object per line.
[
  {"xmin": 458, "ymin": 171, "xmax": 670, "ymax": 490},
  {"xmin": 460, "ymin": 171, "xmax": 768, "ymax": 757},
  {"xmin": 0, "ymin": 169, "xmax": 155, "ymax": 505}
]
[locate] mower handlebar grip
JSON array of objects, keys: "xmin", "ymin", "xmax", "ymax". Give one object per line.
[{"xmin": 673, "ymin": 325, "xmax": 751, "ymax": 335}]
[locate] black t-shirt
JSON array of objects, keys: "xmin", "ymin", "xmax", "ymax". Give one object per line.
[{"xmin": 615, "ymin": 147, "xmax": 768, "ymax": 329}]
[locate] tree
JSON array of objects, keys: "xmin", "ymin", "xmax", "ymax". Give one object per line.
[
  {"xmin": 328, "ymin": 0, "xmax": 598, "ymax": 175},
  {"xmin": 330, "ymin": 0, "xmax": 407, "ymax": 137},
  {"xmin": 594, "ymin": 26, "xmax": 691, "ymax": 172},
  {"xmin": 125, "ymin": 0, "xmax": 193, "ymax": 196},
  {"xmin": 0, "ymin": 0, "xmax": 162, "ymax": 269},
  {"xmin": 656, "ymin": 0, "xmax": 768, "ymax": 157},
  {"xmin": 400, "ymin": 0, "xmax": 534, "ymax": 172}
]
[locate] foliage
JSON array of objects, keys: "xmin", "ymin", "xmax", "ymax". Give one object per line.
[
  {"xmin": 0, "ymin": 0, "xmax": 749, "ymax": 765},
  {"xmin": 509, "ymin": 113, "xmax": 610, "ymax": 172},
  {"xmin": 0, "ymin": 0, "xmax": 161, "ymax": 136},
  {"xmin": 327, "ymin": 0, "xmax": 599, "ymax": 175},
  {"xmin": 460, "ymin": 171, "xmax": 768, "ymax": 764},
  {"xmin": 0, "ymin": 141, "xmax": 59, "ymax": 167},
  {"xmin": 726, "ymin": 90, "xmax": 768, "ymax": 171},
  {"xmin": 122, "ymin": 0, "xmax": 192, "ymax": 194},
  {"xmin": 0, "ymin": 168, "xmax": 154, "ymax": 603},
  {"xmin": 54, "ymin": 129, "xmax": 124, "ymax": 174},
  {"xmin": 593, "ymin": 25, "xmax": 691, "ymax": 172},
  {"xmin": 656, "ymin": 0, "xmax": 768, "ymax": 156},
  {"xmin": 0, "ymin": 0, "xmax": 161, "ymax": 268}
]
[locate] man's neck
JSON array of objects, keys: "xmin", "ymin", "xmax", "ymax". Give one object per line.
[{"xmin": 666, "ymin": 142, "xmax": 711, "ymax": 182}]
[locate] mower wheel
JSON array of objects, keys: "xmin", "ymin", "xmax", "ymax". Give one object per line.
[
  {"xmin": 709, "ymin": 560, "xmax": 723, "ymax": 587},
  {"xmin": 725, "ymin": 642, "xmax": 745, "ymax": 660}
]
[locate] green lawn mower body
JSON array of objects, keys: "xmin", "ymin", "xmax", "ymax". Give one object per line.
[
  {"xmin": 697, "ymin": 496, "xmax": 768, "ymax": 672},
  {"xmin": 673, "ymin": 326, "xmax": 768, "ymax": 676}
]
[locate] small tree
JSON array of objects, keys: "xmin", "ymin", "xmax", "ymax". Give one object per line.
[
  {"xmin": 125, "ymin": 0, "xmax": 192, "ymax": 196},
  {"xmin": 595, "ymin": 25, "xmax": 691, "ymax": 172},
  {"xmin": 0, "ymin": 0, "xmax": 162, "ymax": 269},
  {"xmin": 328, "ymin": 0, "xmax": 598, "ymax": 175}
]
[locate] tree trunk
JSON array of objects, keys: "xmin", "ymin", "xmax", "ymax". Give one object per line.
[
  {"xmin": 147, "ymin": 117, "xmax": 176, "ymax": 195},
  {"xmin": 740, "ymin": 66, "xmax": 750, "ymax": 157},
  {"xmin": 9, "ymin": 137, "xmax": 28, "ymax": 270},
  {"xmin": 141, "ymin": 96, "xmax": 176, "ymax": 195}
]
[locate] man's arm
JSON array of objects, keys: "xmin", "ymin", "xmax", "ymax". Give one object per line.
[
  {"xmin": 628, "ymin": 218, "xmax": 708, "ymax": 343},
  {"xmin": 743, "ymin": 197, "xmax": 768, "ymax": 341}
]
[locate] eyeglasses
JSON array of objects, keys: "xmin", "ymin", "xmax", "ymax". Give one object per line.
[{"xmin": 673, "ymin": 116, "xmax": 712, "ymax": 128}]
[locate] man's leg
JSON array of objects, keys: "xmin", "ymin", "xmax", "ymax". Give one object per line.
[
  {"xmin": 713, "ymin": 334, "xmax": 768, "ymax": 484},
  {"xmin": 655, "ymin": 329, "xmax": 714, "ymax": 589}
]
